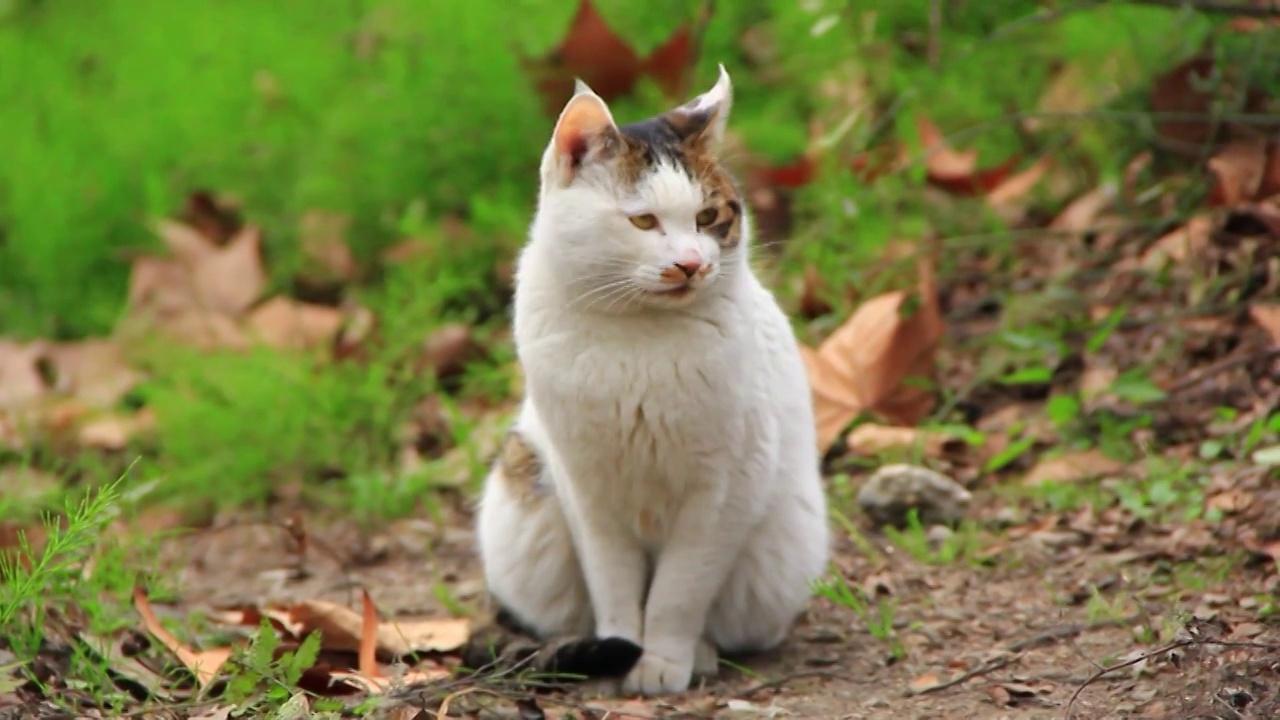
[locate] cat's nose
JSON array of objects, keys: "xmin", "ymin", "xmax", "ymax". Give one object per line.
[{"xmin": 673, "ymin": 259, "xmax": 702, "ymax": 278}]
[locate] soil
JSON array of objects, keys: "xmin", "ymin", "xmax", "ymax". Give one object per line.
[{"xmin": 143, "ymin": 489, "xmax": 1280, "ymax": 720}]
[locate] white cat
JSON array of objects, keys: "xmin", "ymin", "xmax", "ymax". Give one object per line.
[{"xmin": 472, "ymin": 65, "xmax": 830, "ymax": 697}]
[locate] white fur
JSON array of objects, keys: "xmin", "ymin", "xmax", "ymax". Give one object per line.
[{"xmin": 475, "ymin": 69, "xmax": 829, "ymax": 697}]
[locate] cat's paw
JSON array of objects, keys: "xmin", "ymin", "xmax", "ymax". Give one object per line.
[
  {"xmin": 621, "ymin": 650, "xmax": 694, "ymax": 696},
  {"xmin": 692, "ymin": 637, "xmax": 719, "ymax": 678}
]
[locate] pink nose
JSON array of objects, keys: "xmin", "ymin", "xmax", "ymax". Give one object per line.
[{"xmin": 673, "ymin": 259, "xmax": 701, "ymax": 278}]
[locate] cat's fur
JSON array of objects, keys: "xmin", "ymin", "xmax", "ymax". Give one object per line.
[{"xmin": 469, "ymin": 65, "xmax": 830, "ymax": 696}]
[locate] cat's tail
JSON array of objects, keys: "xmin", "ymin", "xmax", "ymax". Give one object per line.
[{"xmin": 460, "ymin": 609, "xmax": 642, "ymax": 681}]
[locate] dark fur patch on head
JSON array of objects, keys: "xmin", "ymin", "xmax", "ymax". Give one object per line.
[
  {"xmin": 615, "ymin": 110, "xmax": 744, "ymax": 249},
  {"xmin": 497, "ymin": 429, "xmax": 545, "ymax": 503}
]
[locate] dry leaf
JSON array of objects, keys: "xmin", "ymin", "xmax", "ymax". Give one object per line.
[
  {"xmin": 328, "ymin": 665, "xmax": 451, "ymax": 695},
  {"xmin": 133, "ymin": 587, "xmax": 232, "ymax": 687},
  {"xmin": 188, "ymin": 706, "xmax": 234, "ymax": 720},
  {"xmin": 800, "ymin": 346, "xmax": 863, "ymax": 451},
  {"xmin": 908, "ymin": 672, "xmax": 942, "ymax": 694},
  {"xmin": 43, "ymin": 339, "xmax": 142, "ymax": 409},
  {"xmin": 987, "ymin": 156, "xmax": 1052, "ymax": 207},
  {"xmin": 381, "ymin": 616, "xmax": 471, "ymax": 654},
  {"xmin": 124, "ymin": 220, "xmax": 268, "ymax": 348},
  {"xmin": 1139, "ymin": 215, "xmax": 1214, "ymax": 269},
  {"xmin": 359, "ymin": 589, "xmax": 379, "ymax": 678},
  {"xmin": 1024, "ymin": 450, "xmax": 1126, "ymax": 486},
  {"xmin": 0, "ymin": 340, "xmax": 51, "ymax": 412},
  {"xmin": 1050, "ymin": 185, "xmax": 1116, "ymax": 233},
  {"xmin": 299, "ymin": 210, "xmax": 357, "ymax": 282},
  {"xmin": 1249, "ymin": 303, "xmax": 1280, "ymax": 345},
  {"xmin": 280, "ymin": 599, "xmax": 471, "ymax": 657},
  {"xmin": 845, "ymin": 423, "xmax": 964, "ymax": 457},
  {"xmin": 246, "ymin": 297, "xmax": 345, "ymax": 351},
  {"xmin": 1207, "ymin": 138, "xmax": 1268, "ymax": 206},
  {"xmin": 917, "ymin": 116, "xmax": 1021, "ymax": 195},
  {"xmin": 190, "ymin": 225, "xmax": 268, "ymax": 316},
  {"xmin": 77, "ymin": 408, "xmax": 156, "ymax": 450},
  {"xmin": 805, "ymin": 256, "xmax": 943, "ymax": 450},
  {"xmin": 420, "ymin": 324, "xmax": 482, "ymax": 381}
]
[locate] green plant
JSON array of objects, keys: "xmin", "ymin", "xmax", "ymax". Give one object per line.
[
  {"xmin": 883, "ymin": 509, "xmax": 981, "ymax": 566},
  {"xmin": 0, "ymin": 474, "xmax": 173, "ymax": 703},
  {"xmin": 813, "ymin": 571, "xmax": 904, "ymax": 659},
  {"xmin": 221, "ymin": 619, "xmax": 325, "ymax": 711}
]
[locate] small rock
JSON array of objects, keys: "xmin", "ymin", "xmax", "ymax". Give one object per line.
[{"xmin": 856, "ymin": 464, "xmax": 972, "ymax": 527}]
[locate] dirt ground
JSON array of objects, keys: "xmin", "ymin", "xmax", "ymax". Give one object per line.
[{"xmin": 151, "ymin": 485, "xmax": 1280, "ymax": 720}]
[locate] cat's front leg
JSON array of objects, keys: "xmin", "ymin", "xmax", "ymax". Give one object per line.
[
  {"xmin": 560, "ymin": 486, "xmax": 648, "ymax": 645},
  {"xmin": 623, "ymin": 487, "xmax": 749, "ymax": 696}
]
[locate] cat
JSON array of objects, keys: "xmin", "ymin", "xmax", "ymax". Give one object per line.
[{"xmin": 466, "ymin": 65, "xmax": 830, "ymax": 697}]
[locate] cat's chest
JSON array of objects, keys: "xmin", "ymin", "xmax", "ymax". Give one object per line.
[{"xmin": 524, "ymin": 324, "xmax": 749, "ymax": 472}]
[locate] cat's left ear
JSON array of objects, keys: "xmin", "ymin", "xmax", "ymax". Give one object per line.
[{"xmin": 667, "ymin": 64, "xmax": 733, "ymax": 150}]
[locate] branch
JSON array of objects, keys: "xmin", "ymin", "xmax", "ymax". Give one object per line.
[
  {"xmin": 1120, "ymin": 0, "xmax": 1280, "ymax": 18},
  {"xmin": 1064, "ymin": 637, "xmax": 1280, "ymax": 719}
]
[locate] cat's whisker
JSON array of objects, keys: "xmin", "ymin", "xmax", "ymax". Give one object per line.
[
  {"xmin": 586, "ymin": 280, "xmax": 642, "ymax": 315},
  {"xmin": 566, "ymin": 277, "xmax": 632, "ymax": 313}
]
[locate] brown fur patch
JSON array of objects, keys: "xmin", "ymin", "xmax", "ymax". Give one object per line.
[{"xmin": 498, "ymin": 430, "xmax": 544, "ymax": 503}]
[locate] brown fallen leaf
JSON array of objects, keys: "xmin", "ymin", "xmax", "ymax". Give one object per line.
[
  {"xmin": 277, "ymin": 598, "xmax": 471, "ymax": 658},
  {"xmin": 1249, "ymin": 303, "xmax": 1280, "ymax": 345},
  {"xmin": 124, "ymin": 219, "xmax": 268, "ymax": 348},
  {"xmin": 298, "ymin": 210, "xmax": 357, "ymax": 284},
  {"xmin": 1138, "ymin": 215, "xmax": 1215, "ymax": 269},
  {"xmin": 909, "ymin": 672, "xmax": 942, "ymax": 694},
  {"xmin": 134, "ymin": 587, "xmax": 233, "ymax": 687},
  {"xmin": 246, "ymin": 297, "xmax": 345, "ymax": 351},
  {"xmin": 359, "ymin": 588, "xmax": 379, "ymax": 678},
  {"xmin": 1023, "ymin": 450, "xmax": 1126, "ymax": 486},
  {"xmin": 43, "ymin": 339, "xmax": 142, "ymax": 409},
  {"xmin": 800, "ymin": 346, "xmax": 863, "ymax": 452},
  {"xmin": 986, "ymin": 156, "xmax": 1053, "ymax": 207},
  {"xmin": 381, "ymin": 616, "xmax": 472, "ymax": 655},
  {"xmin": 77, "ymin": 408, "xmax": 156, "ymax": 451},
  {"xmin": 917, "ymin": 116, "xmax": 1021, "ymax": 195},
  {"xmin": 0, "ymin": 339, "xmax": 52, "ymax": 412},
  {"xmin": 1150, "ymin": 55, "xmax": 1265, "ymax": 155},
  {"xmin": 1207, "ymin": 138, "xmax": 1269, "ymax": 207},
  {"xmin": 1050, "ymin": 185, "xmax": 1116, "ymax": 234},
  {"xmin": 420, "ymin": 324, "xmax": 483, "ymax": 381},
  {"xmin": 845, "ymin": 423, "xmax": 966, "ymax": 458},
  {"xmin": 804, "ymin": 256, "xmax": 943, "ymax": 450},
  {"xmin": 187, "ymin": 706, "xmax": 234, "ymax": 720}
]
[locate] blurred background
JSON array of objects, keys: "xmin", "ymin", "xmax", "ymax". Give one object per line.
[{"xmin": 1, "ymin": 0, "xmax": 1277, "ymax": 519}]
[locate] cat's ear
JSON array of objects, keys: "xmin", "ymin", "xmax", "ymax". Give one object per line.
[
  {"xmin": 544, "ymin": 79, "xmax": 622, "ymax": 186},
  {"xmin": 667, "ymin": 63, "xmax": 733, "ymax": 150}
]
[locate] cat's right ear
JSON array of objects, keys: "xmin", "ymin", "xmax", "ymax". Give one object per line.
[{"xmin": 543, "ymin": 80, "xmax": 621, "ymax": 186}]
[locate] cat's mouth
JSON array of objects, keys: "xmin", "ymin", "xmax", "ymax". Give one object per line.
[{"xmin": 652, "ymin": 284, "xmax": 696, "ymax": 299}]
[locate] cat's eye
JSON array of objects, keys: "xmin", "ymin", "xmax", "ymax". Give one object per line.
[
  {"xmin": 628, "ymin": 214, "xmax": 660, "ymax": 231},
  {"xmin": 695, "ymin": 208, "xmax": 719, "ymax": 227}
]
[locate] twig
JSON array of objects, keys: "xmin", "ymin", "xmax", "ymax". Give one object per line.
[
  {"xmin": 1166, "ymin": 347, "xmax": 1280, "ymax": 395},
  {"xmin": 906, "ymin": 653, "xmax": 1021, "ymax": 696},
  {"xmin": 678, "ymin": 0, "xmax": 716, "ymax": 100},
  {"xmin": 736, "ymin": 670, "xmax": 856, "ymax": 699},
  {"xmin": 1004, "ymin": 613, "xmax": 1141, "ymax": 653},
  {"xmin": 1122, "ymin": 0, "xmax": 1280, "ymax": 18},
  {"xmin": 1063, "ymin": 638, "xmax": 1280, "ymax": 719}
]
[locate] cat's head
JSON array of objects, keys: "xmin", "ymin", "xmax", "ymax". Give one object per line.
[{"xmin": 531, "ymin": 65, "xmax": 744, "ymax": 312}]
